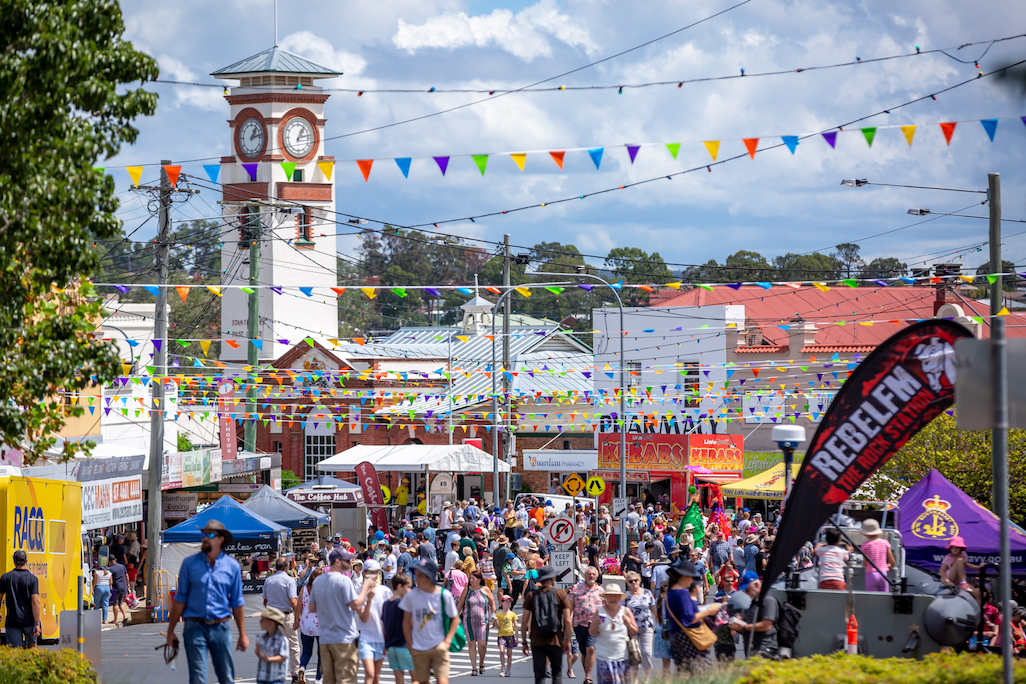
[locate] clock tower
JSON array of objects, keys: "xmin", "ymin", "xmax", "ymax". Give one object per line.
[{"xmin": 211, "ymin": 47, "xmax": 340, "ymax": 362}]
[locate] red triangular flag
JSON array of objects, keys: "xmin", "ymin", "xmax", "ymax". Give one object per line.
[
  {"xmin": 939, "ymin": 122, "xmax": 957, "ymax": 145},
  {"xmin": 163, "ymin": 165, "xmax": 181, "ymax": 186},
  {"xmin": 742, "ymin": 138, "xmax": 759, "ymax": 159},
  {"xmin": 356, "ymin": 159, "xmax": 373, "ymax": 182},
  {"xmin": 549, "ymin": 151, "xmax": 565, "ymax": 169},
  {"xmin": 331, "ymin": 287, "xmax": 346, "ymax": 296},
  {"xmin": 176, "ymin": 286, "xmax": 189, "ymax": 303}
]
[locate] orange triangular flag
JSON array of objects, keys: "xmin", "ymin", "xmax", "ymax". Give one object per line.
[
  {"xmin": 703, "ymin": 141, "xmax": 720, "ymax": 161},
  {"xmin": 176, "ymin": 286, "xmax": 189, "ymax": 303},
  {"xmin": 939, "ymin": 122, "xmax": 957, "ymax": 145},
  {"xmin": 331, "ymin": 287, "xmax": 346, "ymax": 296},
  {"xmin": 742, "ymin": 138, "xmax": 759, "ymax": 159},
  {"xmin": 752, "ymin": 369, "xmax": 760, "ymax": 378},
  {"xmin": 549, "ymin": 151, "xmax": 565, "ymax": 169},
  {"xmin": 126, "ymin": 166, "xmax": 144, "ymax": 187},
  {"xmin": 511, "ymin": 153, "xmax": 526, "ymax": 171},
  {"xmin": 356, "ymin": 159, "xmax": 373, "ymax": 182},
  {"xmin": 163, "ymin": 165, "xmax": 182, "ymax": 186},
  {"xmin": 901, "ymin": 125, "xmax": 916, "ymax": 146}
]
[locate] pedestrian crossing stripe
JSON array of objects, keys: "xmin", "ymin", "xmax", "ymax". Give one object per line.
[{"xmin": 234, "ymin": 652, "xmax": 532, "ymax": 683}]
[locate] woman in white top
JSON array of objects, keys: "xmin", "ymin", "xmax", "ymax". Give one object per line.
[
  {"xmin": 298, "ymin": 567, "xmax": 322, "ymax": 683},
  {"xmin": 357, "ymin": 559, "xmax": 394, "ymax": 684},
  {"xmin": 91, "ymin": 564, "xmax": 112, "ymax": 624},
  {"xmin": 589, "ymin": 582, "xmax": 638, "ymax": 684}
]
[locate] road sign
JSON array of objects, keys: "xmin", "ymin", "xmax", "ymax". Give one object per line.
[
  {"xmin": 585, "ymin": 476, "xmax": 606, "ymax": 497},
  {"xmin": 563, "ymin": 473, "xmax": 586, "ymax": 497},
  {"xmin": 551, "ymin": 550, "xmax": 575, "ymax": 588},
  {"xmin": 381, "ymin": 485, "xmax": 391, "ymax": 504},
  {"xmin": 545, "ymin": 514, "xmax": 579, "ymax": 549},
  {"xmin": 612, "ymin": 497, "xmax": 629, "ymax": 519}
]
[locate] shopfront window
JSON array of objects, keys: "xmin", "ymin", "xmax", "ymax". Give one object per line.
[{"xmin": 304, "ymin": 422, "xmax": 335, "ymax": 481}]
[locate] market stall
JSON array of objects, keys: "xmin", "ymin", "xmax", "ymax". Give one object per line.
[
  {"xmin": 721, "ymin": 462, "xmax": 801, "ymax": 500},
  {"xmin": 244, "ymin": 484, "xmax": 329, "ymax": 552},
  {"xmin": 162, "ymin": 495, "xmax": 290, "ymax": 592},
  {"xmin": 898, "ymin": 469, "xmax": 1026, "ymax": 575}
]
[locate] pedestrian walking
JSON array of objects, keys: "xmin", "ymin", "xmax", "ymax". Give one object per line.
[
  {"xmin": 664, "ymin": 558, "xmax": 721, "ymax": 673},
  {"xmin": 383, "ymin": 574, "xmax": 415, "ymax": 684},
  {"xmin": 310, "ymin": 548, "xmax": 376, "ymax": 684},
  {"xmin": 255, "ymin": 606, "xmax": 291, "ymax": 684},
  {"xmin": 494, "ymin": 594, "xmax": 518, "ymax": 677},
  {"xmin": 108, "ymin": 557, "xmax": 129, "ymax": 627},
  {"xmin": 589, "ymin": 583, "xmax": 638, "ymax": 684},
  {"xmin": 567, "ymin": 566, "xmax": 603, "ymax": 684},
  {"xmin": 457, "ymin": 570, "xmax": 496, "ymax": 675},
  {"xmin": 165, "ymin": 520, "xmax": 248, "ymax": 684},
  {"xmin": 624, "ymin": 571, "xmax": 656, "ymax": 681},
  {"xmin": 91, "ymin": 563, "xmax": 113, "ymax": 625},
  {"xmin": 400, "ymin": 557, "xmax": 461, "ymax": 684},
  {"xmin": 356, "ymin": 559, "xmax": 393, "ymax": 684},
  {"xmin": 0, "ymin": 550, "xmax": 41, "ymax": 648},
  {"xmin": 263, "ymin": 557, "xmax": 301, "ymax": 681},
  {"xmin": 521, "ymin": 566, "xmax": 572, "ymax": 684},
  {"xmin": 298, "ymin": 567, "xmax": 323, "ymax": 684}
]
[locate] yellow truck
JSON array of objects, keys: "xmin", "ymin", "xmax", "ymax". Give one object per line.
[{"xmin": 0, "ymin": 475, "xmax": 83, "ymax": 641}]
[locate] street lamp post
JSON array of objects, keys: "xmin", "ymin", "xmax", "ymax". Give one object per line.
[
  {"xmin": 533, "ymin": 270, "xmax": 628, "ymax": 557},
  {"xmin": 489, "ymin": 281, "xmax": 573, "ymax": 509}
]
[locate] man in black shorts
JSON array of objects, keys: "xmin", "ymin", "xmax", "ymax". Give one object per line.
[
  {"xmin": 108, "ymin": 557, "xmax": 130, "ymax": 626},
  {"xmin": 0, "ymin": 550, "xmax": 41, "ymax": 647}
]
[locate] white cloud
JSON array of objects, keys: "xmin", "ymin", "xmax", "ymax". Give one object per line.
[
  {"xmin": 393, "ymin": 0, "xmax": 598, "ymax": 60},
  {"xmin": 157, "ymin": 54, "xmax": 225, "ymax": 112},
  {"xmin": 279, "ymin": 31, "xmax": 368, "ymax": 76}
]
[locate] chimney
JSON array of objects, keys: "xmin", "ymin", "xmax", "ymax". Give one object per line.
[
  {"xmin": 934, "ymin": 285, "xmax": 961, "ymax": 316},
  {"xmin": 787, "ymin": 316, "xmax": 817, "ymax": 360}
]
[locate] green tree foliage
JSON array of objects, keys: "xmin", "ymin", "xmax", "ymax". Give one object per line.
[
  {"xmin": 861, "ymin": 257, "xmax": 909, "ymax": 280},
  {"xmin": 832, "ymin": 242, "xmax": 864, "ymax": 279},
  {"xmin": 877, "ymin": 413, "xmax": 1026, "ymax": 526},
  {"xmin": 772, "ymin": 253, "xmax": 840, "ymax": 281},
  {"xmin": 604, "ymin": 247, "xmax": 673, "ymax": 306},
  {"xmin": 0, "ymin": 0, "xmax": 158, "ymax": 461},
  {"xmin": 721, "ymin": 250, "xmax": 772, "ymax": 282},
  {"xmin": 976, "ymin": 259, "xmax": 1019, "ymax": 293}
]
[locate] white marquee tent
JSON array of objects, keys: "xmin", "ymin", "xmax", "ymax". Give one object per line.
[{"xmin": 317, "ymin": 443, "xmax": 510, "ymax": 474}]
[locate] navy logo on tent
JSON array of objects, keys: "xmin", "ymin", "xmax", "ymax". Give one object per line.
[{"xmin": 911, "ymin": 495, "xmax": 958, "ymax": 540}]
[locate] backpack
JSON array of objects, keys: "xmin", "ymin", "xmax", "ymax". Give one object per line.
[
  {"xmin": 776, "ymin": 598, "xmax": 802, "ymax": 649},
  {"xmin": 532, "ymin": 589, "xmax": 561, "ymax": 638}
]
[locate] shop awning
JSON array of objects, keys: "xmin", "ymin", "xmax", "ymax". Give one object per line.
[
  {"xmin": 285, "ymin": 476, "xmax": 364, "ymax": 505},
  {"xmin": 243, "ymin": 484, "xmax": 329, "ymax": 528},
  {"xmin": 694, "ymin": 473, "xmax": 743, "ymax": 484},
  {"xmin": 317, "ymin": 444, "xmax": 510, "ymax": 474},
  {"xmin": 721, "ymin": 463, "xmax": 801, "ymax": 499}
]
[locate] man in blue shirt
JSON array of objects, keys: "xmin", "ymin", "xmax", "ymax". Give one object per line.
[
  {"xmin": 464, "ymin": 498, "xmax": 479, "ymax": 523},
  {"xmin": 165, "ymin": 520, "xmax": 248, "ymax": 684}
]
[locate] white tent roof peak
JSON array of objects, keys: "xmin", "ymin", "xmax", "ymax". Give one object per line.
[{"xmin": 317, "ymin": 443, "xmax": 510, "ymax": 474}]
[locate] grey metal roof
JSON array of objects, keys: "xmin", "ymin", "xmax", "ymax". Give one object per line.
[{"xmin": 211, "ymin": 46, "xmax": 340, "ymax": 77}]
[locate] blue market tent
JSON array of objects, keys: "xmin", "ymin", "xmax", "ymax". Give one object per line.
[
  {"xmin": 243, "ymin": 484, "xmax": 329, "ymax": 528},
  {"xmin": 163, "ymin": 495, "xmax": 289, "ymax": 553}
]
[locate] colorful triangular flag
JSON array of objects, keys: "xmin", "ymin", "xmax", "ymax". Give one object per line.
[
  {"xmin": 163, "ymin": 165, "xmax": 181, "ymax": 186},
  {"xmin": 472, "ymin": 154, "xmax": 488, "ymax": 176},
  {"xmin": 742, "ymin": 138, "xmax": 759, "ymax": 158},
  {"xmin": 203, "ymin": 164, "xmax": 220, "ymax": 183},
  {"xmin": 703, "ymin": 141, "xmax": 720, "ymax": 161},
  {"xmin": 549, "ymin": 151, "xmax": 565, "ymax": 169},
  {"xmin": 666, "ymin": 143, "xmax": 680, "ymax": 160},
  {"xmin": 511, "ymin": 153, "xmax": 526, "ymax": 171},
  {"xmin": 901, "ymin": 125, "xmax": 916, "ymax": 145},
  {"xmin": 356, "ymin": 159, "xmax": 373, "ymax": 182},
  {"xmin": 980, "ymin": 119, "xmax": 998, "ymax": 142},
  {"xmin": 861, "ymin": 127, "xmax": 877, "ymax": 147},
  {"xmin": 939, "ymin": 122, "xmax": 957, "ymax": 145},
  {"xmin": 394, "ymin": 158, "xmax": 411, "ymax": 178},
  {"xmin": 317, "ymin": 160, "xmax": 334, "ymax": 180},
  {"xmin": 781, "ymin": 136, "xmax": 798, "ymax": 154},
  {"xmin": 281, "ymin": 161, "xmax": 297, "ymax": 180},
  {"xmin": 626, "ymin": 145, "xmax": 640, "ymax": 164},
  {"xmin": 588, "ymin": 148, "xmax": 603, "ymax": 169},
  {"xmin": 433, "ymin": 156, "xmax": 449, "ymax": 175},
  {"xmin": 126, "ymin": 166, "xmax": 143, "ymax": 187},
  {"xmin": 242, "ymin": 163, "xmax": 258, "ymax": 181}
]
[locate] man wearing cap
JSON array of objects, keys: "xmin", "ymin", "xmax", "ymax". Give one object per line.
[
  {"xmin": 166, "ymin": 520, "xmax": 248, "ymax": 684},
  {"xmin": 0, "ymin": 550, "xmax": 41, "ymax": 648},
  {"xmin": 401, "ymin": 557, "xmax": 460, "ymax": 684},
  {"xmin": 263, "ymin": 557, "xmax": 301, "ymax": 681},
  {"xmin": 522, "ymin": 565, "xmax": 572, "ymax": 684},
  {"xmin": 732, "ymin": 577, "xmax": 778, "ymax": 659},
  {"xmin": 397, "ymin": 478, "xmax": 410, "ymax": 520},
  {"xmin": 310, "ymin": 548, "xmax": 377, "ymax": 684}
]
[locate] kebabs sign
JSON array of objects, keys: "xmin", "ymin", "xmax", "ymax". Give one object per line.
[{"xmin": 760, "ymin": 320, "xmax": 972, "ymax": 600}]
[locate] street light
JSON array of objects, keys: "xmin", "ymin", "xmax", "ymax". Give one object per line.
[
  {"xmin": 532, "ymin": 269, "xmax": 629, "ymax": 557},
  {"xmin": 489, "ymin": 280, "xmax": 574, "ymax": 509},
  {"xmin": 771, "ymin": 424, "xmax": 805, "ymax": 507},
  {"xmin": 840, "ymin": 178, "xmax": 986, "ymax": 194}
]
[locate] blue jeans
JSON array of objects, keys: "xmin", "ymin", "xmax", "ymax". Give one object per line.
[
  {"xmin": 183, "ymin": 619, "xmax": 235, "ymax": 684},
  {"xmin": 300, "ymin": 633, "xmax": 321, "ymax": 679},
  {"xmin": 94, "ymin": 585, "xmax": 111, "ymax": 623},
  {"xmin": 6, "ymin": 625, "xmax": 36, "ymax": 648}
]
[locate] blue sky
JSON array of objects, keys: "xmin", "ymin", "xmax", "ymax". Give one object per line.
[{"xmin": 112, "ymin": 0, "xmax": 1026, "ymax": 276}]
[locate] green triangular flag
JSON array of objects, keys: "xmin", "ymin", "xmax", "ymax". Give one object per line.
[
  {"xmin": 666, "ymin": 143, "xmax": 680, "ymax": 160},
  {"xmin": 544, "ymin": 286, "xmax": 564, "ymax": 294},
  {"xmin": 281, "ymin": 162, "xmax": 296, "ymax": 180},
  {"xmin": 472, "ymin": 154, "xmax": 488, "ymax": 176},
  {"xmin": 986, "ymin": 275, "xmax": 998, "ymax": 284},
  {"xmin": 861, "ymin": 127, "xmax": 877, "ymax": 147}
]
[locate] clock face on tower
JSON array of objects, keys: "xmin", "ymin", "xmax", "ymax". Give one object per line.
[
  {"xmin": 282, "ymin": 115, "xmax": 315, "ymax": 159},
  {"xmin": 237, "ymin": 117, "xmax": 265, "ymax": 159}
]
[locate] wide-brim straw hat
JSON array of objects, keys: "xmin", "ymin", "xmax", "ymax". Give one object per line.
[
  {"xmin": 861, "ymin": 519, "xmax": 883, "ymax": 537},
  {"xmin": 601, "ymin": 582, "xmax": 627, "ymax": 598}
]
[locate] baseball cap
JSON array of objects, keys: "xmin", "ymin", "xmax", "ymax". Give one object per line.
[
  {"xmin": 413, "ymin": 557, "xmax": 439, "ymax": 578},
  {"xmin": 12, "ymin": 550, "xmax": 27, "ymax": 564},
  {"xmin": 738, "ymin": 570, "xmax": 760, "ymax": 592},
  {"xmin": 363, "ymin": 559, "xmax": 382, "ymax": 573},
  {"xmin": 328, "ymin": 548, "xmax": 355, "ymax": 564}
]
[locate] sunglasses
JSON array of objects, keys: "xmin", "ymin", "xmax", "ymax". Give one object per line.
[
  {"xmin": 202, "ymin": 532, "xmax": 219, "ymax": 539},
  {"xmin": 628, "ymin": 579, "xmax": 639, "ymax": 584}
]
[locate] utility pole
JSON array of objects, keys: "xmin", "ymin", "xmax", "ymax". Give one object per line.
[
  {"xmin": 145, "ymin": 161, "xmax": 172, "ymax": 607},
  {"xmin": 244, "ymin": 206, "xmax": 261, "ymax": 453},
  {"xmin": 502, "ymin": 234, "xmax": 512, "ymax": 503},
  {"xmin": 989, "ymin": 173, "xmax": 1011, "ymax": 684}
]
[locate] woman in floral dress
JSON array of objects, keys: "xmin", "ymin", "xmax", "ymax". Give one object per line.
[
  {"xmin": 624, "ymin": 571, "xmax": 657, "ymax": 682},
  {"xmin": 458, "ymin": 570, "xmax": 497, "ymax": 675}
]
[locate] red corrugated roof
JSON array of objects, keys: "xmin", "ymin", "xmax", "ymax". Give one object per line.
[
  {"xmin": 657, "ymin": 286, "xmax": 1026, "ymax": 345},
  {"xmin": 735, "ymin": 345, "xmax": 786, "ymax": 353},
  {"xmin": 802, "ymin": 344, "xmax": 877, "ymax": 353}
]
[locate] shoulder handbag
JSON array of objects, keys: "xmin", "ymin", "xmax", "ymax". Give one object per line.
[
  {"xmin": 666, "ymin": 592, "xmax": 716, "ymax": 651},
  {"xmin": 440, "ymin": 589, "xmax": 467, "ymax": 653},
  {"xmin": 626, "ymin": 620, "xmax": 643, "ymax": 667}
]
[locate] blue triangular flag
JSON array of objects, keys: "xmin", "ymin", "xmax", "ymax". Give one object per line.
[
  {"xmin": 203, "ymin": 164, "xmax": 220, "ymax": 183},
  {"xmin": 144, "ymin": 286, "xmax": 160, "ymax": 296},
  {"xmin": 299, "ymin": 287, "xmax": 313, "ymax": 297},
  {"xmin": 252, "ymin": 340, "xmax": 263, "ymax": 350},
  {"xmin": 782, "ymin": 136, "xmax": 799, "ymax": 154},
  {"xmin": 980, "ymin": 119, "xmax": 998, "ymax": 142},
  {"xmin": 395, "ymin": 158, "xmax": 412, "ymax": 178},
  {"xmin": 588, "ymin": 148, "xmax": 604, "ymax": 169}
]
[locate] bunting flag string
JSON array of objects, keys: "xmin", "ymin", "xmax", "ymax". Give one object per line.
[{"xmin": 94, "ymin": 115, "xmax": 1026, "ymax": 184}]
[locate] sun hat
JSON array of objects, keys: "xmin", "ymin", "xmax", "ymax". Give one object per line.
[
  {"xmin": 201, "ymin": 519, "xmax": 234, "ymax": 544},
  {"xmin": 948, "ymin": 535, "xmax": 967, "ymax": 550},
  {"xmin": 537, "ymin": 565, "xmax": 557, "ymax": 582},
  {"xmin": 861, "ymin": 519, "xmax": 884, "ymax": 537},
  {"xmin": 413, "ymin": 557, "xmax": 439, "ymax": 578},
  {"xmin": 601, "ymin": 582, "xmax": 627, "ymax": 597},
  {"xmin": 260, "ymin": 606, "xmax": 288, "ymax": 627},
  {"xmin": 668, "ymin": 558, "xmax": 702, "ymax": 578},
  {"xmin": 683, "ymin": 523, "xmax": 695, "ymax": 531}
]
